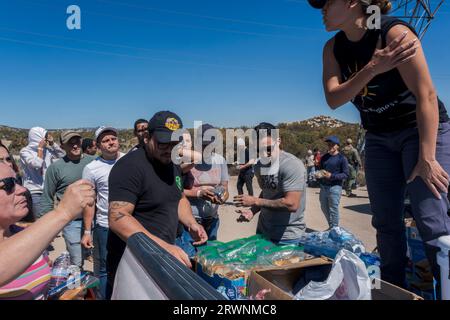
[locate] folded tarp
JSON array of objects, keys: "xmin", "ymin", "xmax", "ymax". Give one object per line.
[{"xmin": 112, "ymin": 232, "xmax": 226, "ymax": 300}]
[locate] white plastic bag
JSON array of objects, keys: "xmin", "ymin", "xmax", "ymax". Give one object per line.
[{"xmin": 294, "ymin": 249, "xmax": 371, "ymax": 300}]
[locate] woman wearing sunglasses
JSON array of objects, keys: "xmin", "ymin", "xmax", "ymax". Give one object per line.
[
  {"xmin": 309, "ymin": 0, "xmax": 450, "ymax": 287},
  {"xmin": 0, "ymin": 141, "xmax": 35, "ymax": 223},
  {"xmin": 0, "ymin": 163, "xmax": 95, "ymax": 298}
]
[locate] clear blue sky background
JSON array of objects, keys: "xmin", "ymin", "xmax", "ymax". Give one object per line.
[{"xmin": 1, "ymin": 0, "xmax": 449, "ymax": 129}]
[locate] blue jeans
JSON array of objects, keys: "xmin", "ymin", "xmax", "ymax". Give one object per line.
[
  {"xmin": 307, "ymin": 166, "xmax": 316, "ymax": 183},
  {"xmin": 93, "ymin": 225, "xmax": 108, "ymax": 300},
  {"xmin": 200, "ymin": 217, "xmax": 220, "ymax": 241},
  {"xmin": 319, "ymin": 185, "xmax": 342, "ymax": 229},
  {"xmin": 31, "ymin": 193, "xmax": 42, "ymax": 219},
  {"xmin": 175, "ymin": 229, "xmax": 197, "ymax": 258},
  {"xmin": 62, "ymin": 220, "xmax": 84, "ymax": 268},
  {"xmin": 365, "ymin": 122, "xmax": 450, "ymax": 287},
  {"xmin": 175, "ymin": 217, "xmax": 220, "ymax": 257}
]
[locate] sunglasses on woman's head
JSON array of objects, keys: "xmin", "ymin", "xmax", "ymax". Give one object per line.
[{"xmin": 0, "ymin": 177, "xmax": 21, "ymax": 194}]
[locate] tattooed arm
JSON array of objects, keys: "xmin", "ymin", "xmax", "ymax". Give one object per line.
[
  {"xmin": 255, "ymin": 191, "xmax": 301, "ymax": 212},
  {"xmin": 109, "ymin": 201, "xmax": 165, "ymax": 247},
  {"xmin": 108, "ymin": 201, "xmax": 192, "ymax": 267}
]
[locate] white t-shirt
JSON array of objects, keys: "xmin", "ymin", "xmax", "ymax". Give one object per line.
[{"xmin": 82, "ymin": 153, "xmax": 124, "ymax": 228}]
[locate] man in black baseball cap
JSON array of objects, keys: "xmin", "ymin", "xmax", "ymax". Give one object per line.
[
  {"xmin": 106, "ymin": 110, "xmax": 207, "ymax": 299},
  {"xmin": 148, "ymin": 111, "xmax": 183, "ymax": 142},
  {"xmin": 145, "ymin": 111, "xmax": 184, "ymax": 164}
]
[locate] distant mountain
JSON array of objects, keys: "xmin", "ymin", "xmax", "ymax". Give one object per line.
[
  {"xmin": 1, "ymin": 116, "xmax": 362, "ymax": 157},
  {"xmin": 282, "ymin": 115, "xmax": 352, "ymax": 129},
  {"xmin": 0, "ymin": 126, "xmax": 138, "ymax": 154}
]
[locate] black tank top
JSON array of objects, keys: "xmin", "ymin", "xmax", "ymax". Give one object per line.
[{"xmin": 333, "ymin": 15, "xmax": 448, "ymax": 133}]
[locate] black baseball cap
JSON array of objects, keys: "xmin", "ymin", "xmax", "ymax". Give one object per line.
[
  {"xmin": 308, "ymin": 0, "xmax": 327, "ymax": 9},
  {"xmin": 148, "ymin": 111, "xmax": 183, "ymax": 144}
]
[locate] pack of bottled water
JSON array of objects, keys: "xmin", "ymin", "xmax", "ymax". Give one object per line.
[{"xmin": 299, "ymin": 227, "xmax": 366, "ymax": 259}]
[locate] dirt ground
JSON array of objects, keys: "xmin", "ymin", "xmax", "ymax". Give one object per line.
[{"xmin": 49, "ymin": 175, "xmax": 377, "ymax": 271}]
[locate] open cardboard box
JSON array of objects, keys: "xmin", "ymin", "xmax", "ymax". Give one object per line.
[
  {"xmin": 248, "ymin": 256, "xmax": 423, "ymax": 300},
  {"xmin": 195, "ymin": 253, "xmax": 317, "ymax": 300}
]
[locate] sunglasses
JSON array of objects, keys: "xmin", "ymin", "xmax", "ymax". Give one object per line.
[
  {"xmin": 0, "ymin": 156, "xmax": 12, "ymax": 163},
  {"xmin": 258, "ymin": 142, "xmax": 277, "ymax": 154},
  {"xmin": 157, "ymin": 141, "xmax": 180, "ymax": 151},
  {"xmin": 0, "ymin": 177, "xmax": 21, "ymax": 194}
]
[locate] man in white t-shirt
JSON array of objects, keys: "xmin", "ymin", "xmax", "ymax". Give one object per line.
[{"xmin": 81, "ymin": 126, "xmax": 124, "ymax": 300}]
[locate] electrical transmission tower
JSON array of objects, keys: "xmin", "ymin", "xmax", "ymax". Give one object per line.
[{"xmin": 390, "ymin": 0, "xmax": 446, "ymax": 39}]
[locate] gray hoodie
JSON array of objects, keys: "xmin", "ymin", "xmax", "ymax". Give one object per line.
[{"xmin": 19, "ymin": 127, "xmax": 65, "ymax": 194}]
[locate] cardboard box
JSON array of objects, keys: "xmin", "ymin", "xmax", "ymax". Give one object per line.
[
  {"xmin": 196, "ymin": 254, "xmax": 317, "ymax": 300},
  {"xmin": 247, "ymin": 257, "xmax": 334, "ymax": 300},
  {"xmin": 196, "ymin": 263, "xmax": 248, "ymax": 300},
  {"xmin": 248, "ymin": 258, "xmax": 423, "ymax": 300}
]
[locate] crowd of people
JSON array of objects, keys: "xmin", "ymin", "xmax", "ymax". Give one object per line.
[
  {"xmin": 0, "ymin": 111, "xmax": 361, "ymax": 300},
  {"xmin": 1, "ymin": 0, "xmax": 450, "ymax": 301}
]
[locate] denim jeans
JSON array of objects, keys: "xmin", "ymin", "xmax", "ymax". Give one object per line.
[
  {"xmin": 365, "ymin": 122, "xmax": 450, "ymax": 287},
  {"xmin": 307, "ymin": 166, "xmax": 316, "ymax": 183},
  {"xmin": 62, "ymin": 219, "xmax": 84, "ymax": 268},
  {"xmin": 175, "ymin": 229, "xmax": 198, "ymax": 259},
  {"xmin": 175, "ymin": 217, "xmax": 220, "ymax": 257},
  {"xmin": 319, "ymin": 185, "xmax": 342, "ymax": 229},
  {"xmin": 93, "ymin": 225, "xmax": 108, "ymax": 300},
  {"xmin": 31, "ymin": 193, "xmax": 42, "ymax": 219},
  {"xmin": 200, "ymin": 217, "xmax": 220, "ymax": 241}
]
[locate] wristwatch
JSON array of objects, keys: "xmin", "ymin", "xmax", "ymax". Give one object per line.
[{"xmin": 84, "ymin": 230, "xmax": 92, "ymax": 235}]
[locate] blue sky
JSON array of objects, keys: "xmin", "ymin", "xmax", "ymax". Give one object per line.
[{"xmin": 1, "ymin": 0, "xmax": 449, "ymax": 129}]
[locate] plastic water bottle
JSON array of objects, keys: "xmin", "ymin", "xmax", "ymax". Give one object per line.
[{"xmin": 48, "ymin": 251, "xmax": 71, "ymax": 294}]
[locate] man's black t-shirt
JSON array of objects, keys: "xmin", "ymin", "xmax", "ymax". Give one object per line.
[{"xmin": 106, "ymin": 147, "xmax": 184, "ymax": 277}]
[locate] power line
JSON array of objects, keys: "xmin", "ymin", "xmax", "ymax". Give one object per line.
[
  {"xmin": 0, "ymin": 36, "xmax": 281, "ymax": 72},
  {"xmin": 16, "ymin": 0, "xmax": 322, "ymax": 40},
  {"xmin": 0, "ymin": 27, "xmax": 212, "ymax": 59},
  {"xmin": 95, "ymin": 0, "xmax": 320, "ymax": 31},
  {"xmin": 84, "ymin": 10, "xmax": 316, "ymax": 40}
]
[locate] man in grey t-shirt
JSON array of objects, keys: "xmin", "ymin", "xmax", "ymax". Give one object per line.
[{"xmin": 234, "ymin": 122, "xmax": 307, "ymax": 244}]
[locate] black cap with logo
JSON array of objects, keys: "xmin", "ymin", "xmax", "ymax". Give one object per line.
[{"xmin": 148, "ymin": 111, "xmax": 183, "ymax": 144}]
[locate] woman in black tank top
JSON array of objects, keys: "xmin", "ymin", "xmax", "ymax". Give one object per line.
[{"xmin": 309, "ymin": 0, "xmax": 450, "ymax": 289}]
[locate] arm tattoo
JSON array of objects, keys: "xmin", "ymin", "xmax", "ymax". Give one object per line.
[
  {"xmin": 256, "ymin": 192, "xmax": 301, "ymax": 211},
  {"xmin": 112, "ymin": 212, "xmax": 128, "ymax": 222},
  {"xmin": 109, "ymin": 201, "xmax": 133, "ymax": 222},
  {"xmin": 110, "ymin": 201, "xmax": 131, "ymax": 209},
  {"xmin": 257, "ymin": 198, "xmax": 286, "ymax": 209}
]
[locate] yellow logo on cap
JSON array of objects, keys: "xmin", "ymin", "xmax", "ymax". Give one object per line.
[{"xmin": 165, "ymin": 117, "xmax": 180, "ymax": 131}]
